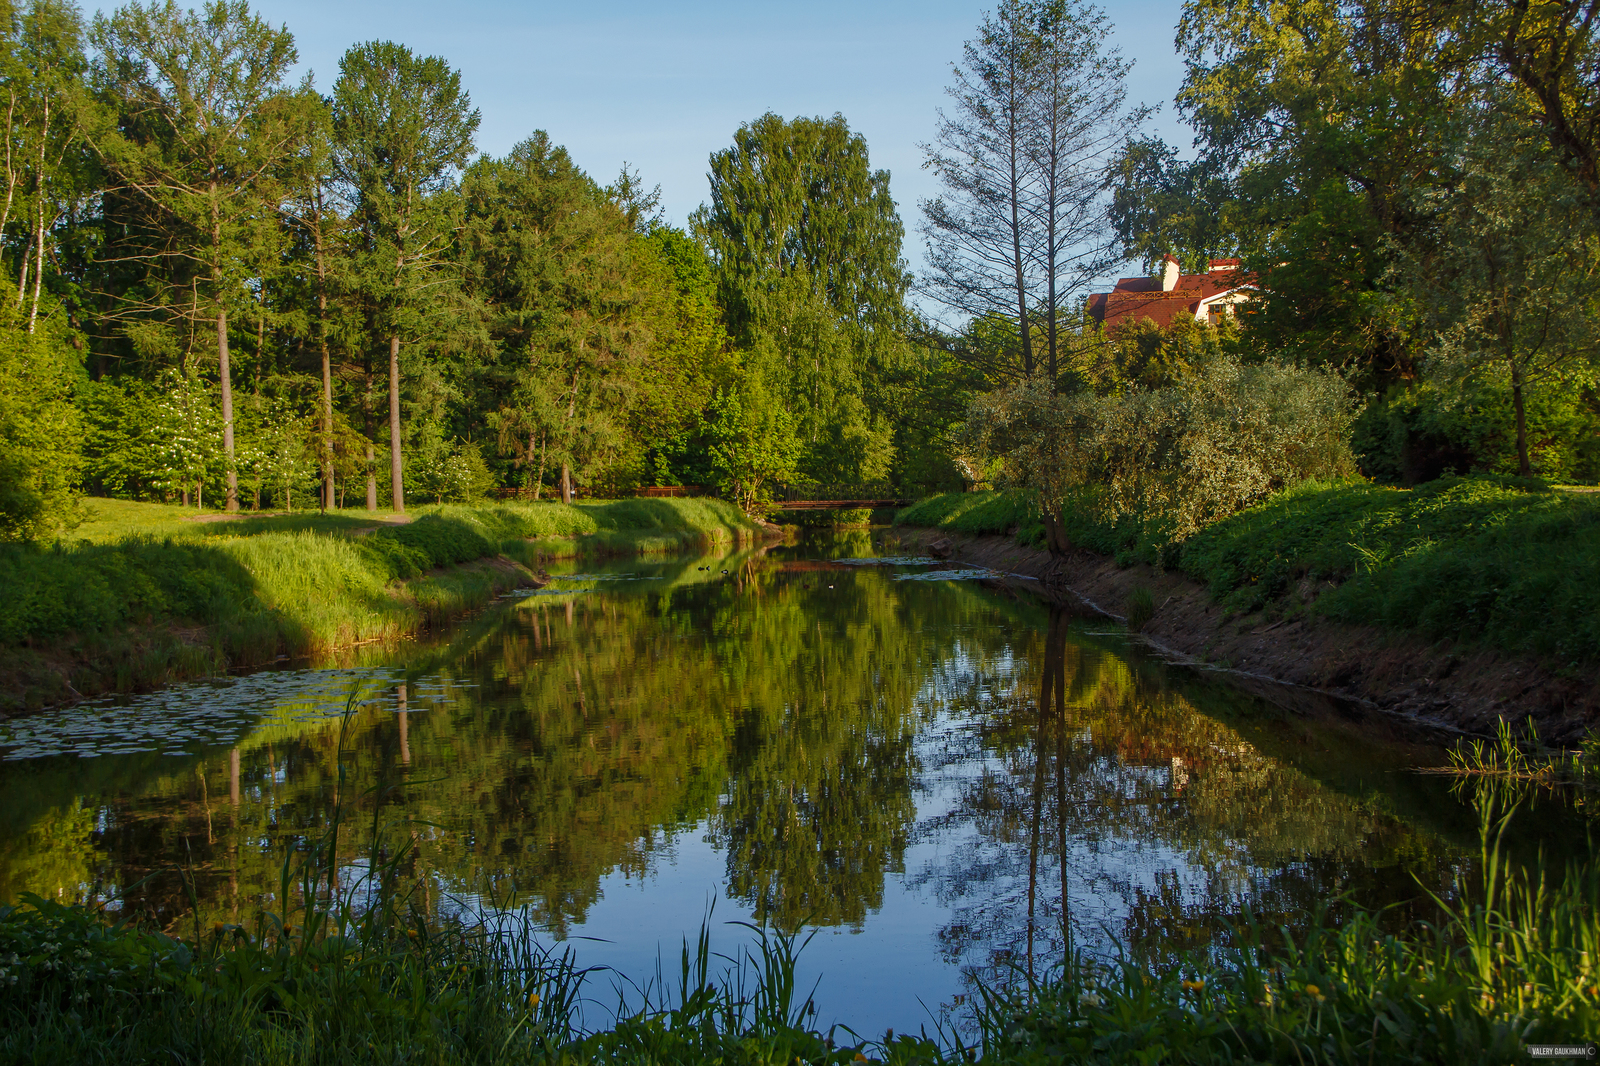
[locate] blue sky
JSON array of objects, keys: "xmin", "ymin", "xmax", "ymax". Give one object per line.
[{"xmin": 97, "ymin": 0, "xmax": 1195, "ymax": 271}]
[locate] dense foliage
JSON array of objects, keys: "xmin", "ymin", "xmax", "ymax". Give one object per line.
[{"xmin": 0, "ymin": 0, "xmax": 944, "ymax": 537}]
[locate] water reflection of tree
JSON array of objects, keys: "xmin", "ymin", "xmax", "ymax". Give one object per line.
[
  {"xmin": 915, "ymin": 607, "xmax": 1464, "ymax": 992},
  {"xmin": 0, "ymin": 560, "xmax": 997, "ymax": 937}
]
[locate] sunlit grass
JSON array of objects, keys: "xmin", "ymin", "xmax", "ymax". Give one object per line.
[{"xmin": 2, "ymin": 497, "xmax": 763, "ymax": 711}]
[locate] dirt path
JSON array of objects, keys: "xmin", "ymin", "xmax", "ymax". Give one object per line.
[{"xmin": 891, "ymin": 528, "xmax": 1599, "ymax": 743}]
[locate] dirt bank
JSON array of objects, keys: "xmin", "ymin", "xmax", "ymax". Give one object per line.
[{"xmin": 892, "ymin": 528, "xmax": 1600, "ymax": 743}]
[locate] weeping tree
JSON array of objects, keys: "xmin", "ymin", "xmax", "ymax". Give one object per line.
[
  {"xmin": 90, "ymin": 0, "xmax": 302, "ymax": 512},
  {"xmin": 693, "ymin": 112, "xmax": 911, "ymax": 485},
  {"xmin": 331, "ymin": 39, "xmax": 477, "ymax": 513}
]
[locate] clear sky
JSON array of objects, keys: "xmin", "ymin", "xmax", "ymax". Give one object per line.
[{"xmin": 93, "ymin": 0, "xmax": 1195, "ymax": 273}]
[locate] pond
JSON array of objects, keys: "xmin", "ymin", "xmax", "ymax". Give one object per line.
[{"xmin": 0, "ymin": 531, "xmax": 1560, "ymax": 1035}]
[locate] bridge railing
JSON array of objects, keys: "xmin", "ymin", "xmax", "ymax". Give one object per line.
[{"xmin": 773, "ymin": 482, "xmax": 965, "ymax": 503}]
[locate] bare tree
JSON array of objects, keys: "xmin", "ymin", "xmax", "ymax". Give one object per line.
[{"xmin": 921, "ymin": 0, "xmax": 1146, "ymax": 389}]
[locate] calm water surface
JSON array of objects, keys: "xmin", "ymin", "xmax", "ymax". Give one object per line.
[{"xmin": 0, "ymin": 532, "xmax": 1536, "ymax": 1033}]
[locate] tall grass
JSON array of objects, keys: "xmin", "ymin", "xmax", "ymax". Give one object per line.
[
  {"xmin": 1, "ymin": 498, "xmax": 762, "ymax": 712},
  {"xmin": 950, "ymin": 783, "xmax": 1597, "ymax": 1064}
]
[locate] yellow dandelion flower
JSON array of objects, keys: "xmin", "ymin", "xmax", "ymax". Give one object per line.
[
  {"xmin": 1182, "ymin": 979, "xmax": 1206, "ymax": 992},
  {"xmin": 854, "ymin": 1054, "xmax": 868, "ymax": 1063},
  {"xmin": 528, "ymin": 992, "xmax": 540, "ymax": 1008}
]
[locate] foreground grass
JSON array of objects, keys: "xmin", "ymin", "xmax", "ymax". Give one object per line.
[
  {"xmin": 0, "ymin": 497, "xmax": 759, "ymax": 712},
  {"xmin": 0, "ymin": 786, "xmax": 1592, "ymax": 1064},
  {"xmin": 896, "ymin": 477, "xmax": 1600, "ymax": 668}
]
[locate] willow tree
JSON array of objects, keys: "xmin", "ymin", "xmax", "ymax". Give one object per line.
[
  {"xmin": 90, "ymin": 0, "xmax": 301, "ymax": 512},
  {"xmin": 693, "ymin": 112, "xmax": 910, "ymax": 485},
  {"xmin": 332, "ymin": 40, "xmax": 477, "ymax": 513}
]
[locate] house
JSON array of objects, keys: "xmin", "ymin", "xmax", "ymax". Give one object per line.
[{"xmin": 1087, "ymin": 255, "xmax": 1253, "ymax": 334}]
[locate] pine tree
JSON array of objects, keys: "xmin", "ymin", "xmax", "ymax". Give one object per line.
[{"xmin": 331, "ymin": 40, "xmax": 478, "ymax": 513}]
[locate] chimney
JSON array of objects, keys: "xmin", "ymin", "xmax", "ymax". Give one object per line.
[{"xmin": 1161, "ymin": 254, "xmax": 1181, "ymax": 291}]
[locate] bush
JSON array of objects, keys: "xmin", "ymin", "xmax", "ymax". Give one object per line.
[
  {"xmin": 963, "ymin": 356, "xmax": 1359, "ymax": 546},
  {"xmin": 0, "ymin": 323, "xmax": 83, "ymax": 540}
]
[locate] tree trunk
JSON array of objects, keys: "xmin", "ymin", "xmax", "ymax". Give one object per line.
[
  {"xmin": 561, "ymin": 463, "xmax": 572, "ymax": 504},
  {"xmin": 15, "ymin": 233, "xmax": 29, "ymax": 307},
  {"xmin": 1512, "ymin": 365, "xmax": 1533, "ymax": 477},
  {"xmin": 388, "ymin": 334, "xmax": 404, "ymax": 513},
  {"xmin": 26, "ymin": 201, "xmax": 43, "ymax": 333},
  {"xmin": 321, "ymin": 340, "xmax": 334, "ymax": 511},
  {"xmin": 366, "ymin": 441, "xmax": 377, "ymax": 511},
  {"xmin": 218, "ymin": 306, "xmax": 239, "ymax": 512},
  {"xmin": 534, "ymin": 432, "xmax": 546, "ymax": 501},
  {"xmin": 1043, "ymin": 506, "xmax": 1072, "ymax": 557},
  {"xmin": 1007, "ymin": 47, "xmax": 1033, "ymax": 376},
  {"xmin": 313, "ymin": 195, "xmax": 334, "ymax": 512}
]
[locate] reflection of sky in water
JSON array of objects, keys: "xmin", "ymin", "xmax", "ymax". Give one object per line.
[{"xmin": 0, "ymin": 542, "xmax": 1474, "ymax": 1039}]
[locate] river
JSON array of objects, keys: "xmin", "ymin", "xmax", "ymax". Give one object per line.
[{"xmin": 0, "ymin": 531, "xmax": 1556, "ymax": 1035}]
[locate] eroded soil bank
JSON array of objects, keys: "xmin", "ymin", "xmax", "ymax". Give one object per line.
[{"xmin": 892, "ymin": 527, "xmax": 1600, "ymax": 743}]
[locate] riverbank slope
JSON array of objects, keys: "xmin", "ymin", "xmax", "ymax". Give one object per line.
[
  {"xmin": 894, "ymin": 480, "xmax": 1600, "ymax": 741},
  {"xmin": 0, "ymin": 497, "xmax": 763, "ymax": 715}
]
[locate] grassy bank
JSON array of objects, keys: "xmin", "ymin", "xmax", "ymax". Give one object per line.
[
  {"xmin": 895, "ymin": 477, "xmax": 1600, "ymax": 669},
  {"xmin": 0, "ymin": 785, "xmax": 1591, "ymax": 1064},
  {"xmin": 0, "ymin": 497, "xmax": 759, "ymax": 712}
]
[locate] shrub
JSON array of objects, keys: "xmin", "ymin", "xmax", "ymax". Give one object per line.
[{"xmin": 963, "ymin": 356, "xmax": 1359, "ymax": 546}]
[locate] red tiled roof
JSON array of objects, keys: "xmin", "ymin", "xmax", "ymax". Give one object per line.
[{"xmin": 1089, "ymin": 265, "xmax": 1252, "ymax": 333}]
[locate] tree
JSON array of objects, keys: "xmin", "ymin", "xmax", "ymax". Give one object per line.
[
  {"xmin": 461, "ymin": 133, "xmax": 664, "ymax": 502},
  {"xmin": 1, "ymin": 0, "xmax": 92, "ymax": 335},
  {"xmin": 0, "ymin": 310, "xmax": 81, "ymax": 538},
  {"xmin": 331, "ymin": 40, "xmax": 478, "ymax": 513},
  {"xmin": 701, "ymin": 380, "xmax": 800, "ymax": 513},
  {"xmin": 921, "ymin": 0, "xmax": 1146, "ymax": 388},
  {"xmin": 90, "ymin": 0, "xmax": 302, "ymax": 512},
  {"xmin": 1406, "ymin": 110, "xmax": 1600, "ymax": 477},
  {"xmin": 694, "ymin": 112, "xmax": 910, "ymax": 484},
  {"xmin": 280, "ymin": 90, "xmax": 351, "ymax": 511}
]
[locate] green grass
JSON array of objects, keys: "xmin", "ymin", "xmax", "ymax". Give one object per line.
[
  {"xmin": 0, "ymin": 497, "xmax": 761, "ymax": 711},
  {"xmin": 893, "ymin": 491, "xmax": 1037, "ymax": 537},
  {"xmin": 1179, "ymin": 476, "xmax": 1600, "ymax": 665},
  {"xmin": 897, "ymin": 479, "xmax": 1600, "ymax": 667},
  {"xmin": 0, "ymin": 780, "xmax": 1592, "ymax": 1064}
]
